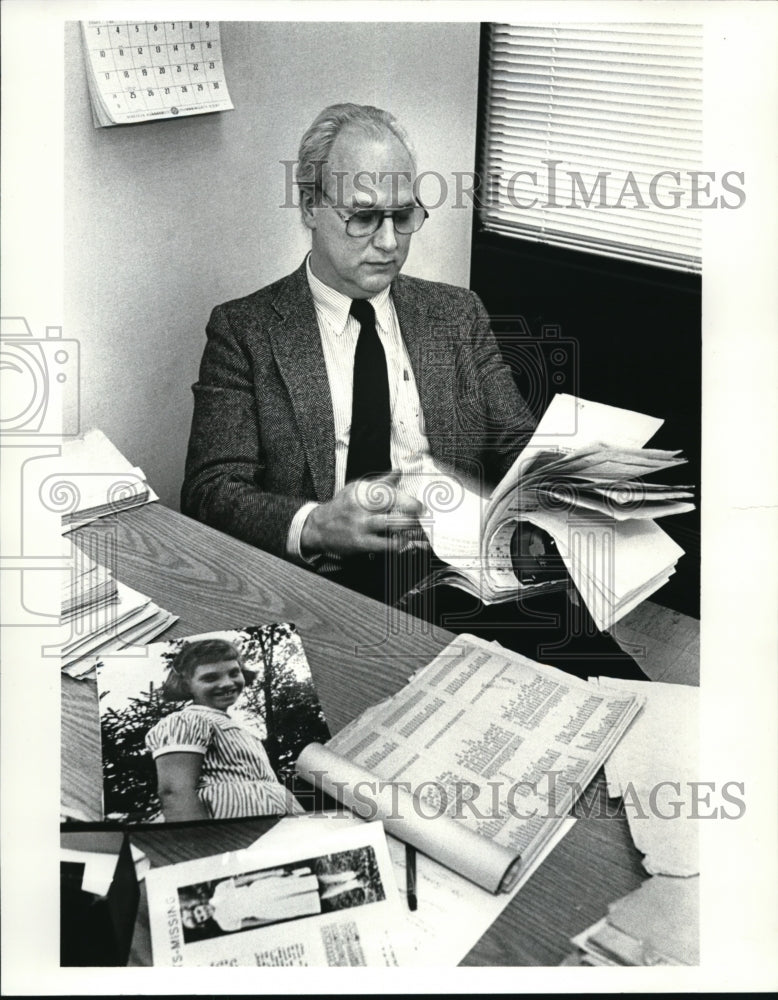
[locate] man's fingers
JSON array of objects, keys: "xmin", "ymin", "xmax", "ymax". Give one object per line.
[
  {"xmin": 353, "ymin": 470, "xmax": 423, "ymax": 514},
  {"xmin": 353, "ymin": 475, "xmax": 397, "ymax": 512},
  {"xmin": 364, "ymin": 512, "xmax": 419, "ymax": 536},
  {"xmin": 352, "ymin": 481, "xmax": 424, "ymax": 515},
  {"xmin": 390, "ymin": 490, "xmax": 425, "ymax": 517},
  {"xmin": 362, "ymin": 532, "xmax": 417, "ymax": 554}
]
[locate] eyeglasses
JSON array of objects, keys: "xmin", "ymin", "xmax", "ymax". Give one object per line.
[{"xmin": 320, "ymin": 192, "xmax": 429, "ymax": 238}]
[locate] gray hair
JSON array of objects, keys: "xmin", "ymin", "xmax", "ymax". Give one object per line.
[{"xmin": 295, "ymin": 103, "xmax": 416, "ymax": 212}]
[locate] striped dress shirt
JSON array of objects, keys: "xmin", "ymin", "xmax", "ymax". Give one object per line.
[{"xmin": 145, "ymin": 704, "xmax": 302, "ymax": 819}]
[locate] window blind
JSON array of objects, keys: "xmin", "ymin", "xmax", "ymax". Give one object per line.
[{"xmin": 479, "ymin": 23, "xmax": 703, "ymax": 272}]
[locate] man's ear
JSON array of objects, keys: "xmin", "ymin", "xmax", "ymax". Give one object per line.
[{"xmin": 300, "ymin": 189, "xmax": 317, "ymax": 231}]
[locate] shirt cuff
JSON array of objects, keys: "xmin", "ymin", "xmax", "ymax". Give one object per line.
[
  {"xmin": 286, "ymin": 501, "xmax": 322, "ymax": 566},
  {"xmin": 149, "ymin": 744, "xmax": 207, "ymax": 758}
]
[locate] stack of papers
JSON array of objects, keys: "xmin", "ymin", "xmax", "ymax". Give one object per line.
[
  {"xmin": 529, "ymin": 508, "xmax": 685, "ymax": 630},
  {"xmin": 592, "ymin": 676, "xmax": 699, "ymax": 877},
  {"xmin": 414, "ymin": 395, "xmax": 694, "ymax": 629},
  {"xmin": 565, "ymin": 875, "xmax": 699, "ymax": 966},
  {"xmin": 62, "ymin": 546, "xmax": 117, "ymax": 620},
  {"xmin": 59, "ymin": 428, "xmax": 158, "ymax": 533},
  {"xmin": 509, "ymin": 395, "xmax": 692, "ymax": 628},
  {"xmin": 60, "ymin": 539, "xmax": 177, "ymax": 675},
  {"xmin": 492, "ymin": 447, "xmax": 692, "ymax": 522}
]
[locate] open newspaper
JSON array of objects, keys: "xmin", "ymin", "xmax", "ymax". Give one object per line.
[
  {"xmin": 408, "ymin": 394, "xmax": 694, "ymax": 629},
  {"xmin": 296, "ymin": 634, "xmax": 643, "ymax": 895}
]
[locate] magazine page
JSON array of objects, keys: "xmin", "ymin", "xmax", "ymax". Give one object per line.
[{"xmin": 145, "ymin": 820, "xmax": 408, "ymax": 967}]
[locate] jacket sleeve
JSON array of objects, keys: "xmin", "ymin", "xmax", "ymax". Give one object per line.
[
  {"xmin": 460, "ymin": 291, "xmax": 537, "ymax": 485},
  {"xmin": 180, "ymin": 305, "xmax": 308, "ymax": 558}
]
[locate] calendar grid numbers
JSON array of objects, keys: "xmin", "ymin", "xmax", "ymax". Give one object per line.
[{"xmin": 81, "ymin": 21, "xmax": 233, "ymax": 126}]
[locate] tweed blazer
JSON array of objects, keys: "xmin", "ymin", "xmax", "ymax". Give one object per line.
[{"xmin": 181, "ymin": 260, "xmax": 536, "ymax": 559}]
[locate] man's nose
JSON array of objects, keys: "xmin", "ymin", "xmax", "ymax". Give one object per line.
[{"xmin": 372, "ymin": 215, "xmax": 398, "ymax": 252}]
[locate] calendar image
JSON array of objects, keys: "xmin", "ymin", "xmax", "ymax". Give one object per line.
[{"xmin": 80, "ymin": 21, "xmax": 234, "ymax": 127}]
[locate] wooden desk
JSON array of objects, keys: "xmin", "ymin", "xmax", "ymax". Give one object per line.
[{"xmin": 61, "ymin": 503, "xmax": 647, "ymax": 966}]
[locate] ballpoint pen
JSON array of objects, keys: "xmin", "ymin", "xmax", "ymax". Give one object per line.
[{"xmin": 405, "ymin": 843, "xmax": 417, "ymax": 911}]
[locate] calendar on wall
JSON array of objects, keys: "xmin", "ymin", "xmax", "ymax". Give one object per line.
[{"xmin": 80, "ymin": 20, "xmax": 234, "ymax": 127}]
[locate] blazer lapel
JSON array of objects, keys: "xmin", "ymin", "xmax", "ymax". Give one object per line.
[
  {"xmin": 392, "ymin": 276, "xmax": 455, "ymax": 449},
  {"xmin": 268, "ymin": 263, "xmax": 336, "ymax": 501}
]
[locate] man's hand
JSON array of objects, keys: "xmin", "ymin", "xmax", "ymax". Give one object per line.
[{"xmin": 300, "ymin": 470, "xmax": 424, "ymax": 558}]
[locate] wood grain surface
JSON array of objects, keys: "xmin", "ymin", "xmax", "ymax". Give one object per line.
[{"xmin": 61, "ymin": 503, "xmax": 648, "ymax": 966}]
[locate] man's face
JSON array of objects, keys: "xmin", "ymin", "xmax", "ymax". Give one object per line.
[{"xmin": 304, "ymin": 126, "xmax": 416, "ymax": 299}]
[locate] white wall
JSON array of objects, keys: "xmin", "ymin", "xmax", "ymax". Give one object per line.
[{"xmin": 64, "ymin": 21, "xmax": 480, "ymax": 509}]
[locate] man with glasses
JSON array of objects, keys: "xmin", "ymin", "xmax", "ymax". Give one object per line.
[
  {"xmin": 182, "ymin": 103, "xmax": 644, "ymax": 678},
  {"xmin": 183, "ymin": 102, "xmax": 533, "ymax": 586}
]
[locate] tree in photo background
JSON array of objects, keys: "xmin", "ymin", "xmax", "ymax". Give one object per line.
[
  {"xmin": 100, "ymin": 639, "xmax": 187, "ymax": 821},
  {"xmin": 238, "ymin": 623, "xmax": 330, "ymax": 782},
  {"xmin": 99, "ymin": 625, "xmax": 330, "ymax": 821}
]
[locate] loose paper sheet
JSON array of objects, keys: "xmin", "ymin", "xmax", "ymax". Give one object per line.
[{"xmin": 593, "ymin": 677, "xmax": 699, "ymax": 876}]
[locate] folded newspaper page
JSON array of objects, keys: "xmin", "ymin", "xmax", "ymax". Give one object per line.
[{"xmin": 296, "ymin": 635, "xmax": 643, "ymax": 893}]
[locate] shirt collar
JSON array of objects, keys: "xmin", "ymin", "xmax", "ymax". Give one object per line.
[
  {"xmin": 306, "ymin": 254, "xmax": 393, "ymax": 336},
  {"xmin": 186, "ymin": 703, "xmax": 230, "ymax": 718}
]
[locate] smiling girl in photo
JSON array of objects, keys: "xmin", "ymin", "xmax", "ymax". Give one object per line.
[{"xmin": 145, "ymin": 639, "xmax": 303, "ymax": 821}]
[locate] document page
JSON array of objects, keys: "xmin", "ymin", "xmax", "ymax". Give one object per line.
[
  {"xmin": 146, "ymin": 820, "xmax": 407, "ymax": 967},
  {"xmin": 593, "ymin": 677, "xmax": 700, "ymax": 876},
  {"xmin": 525, "ymin": 509, "xmax": 685, "ymax": 629},
  {"xmin": 403, "ymin": 465, "xmax": 484, "ymax": 568}
]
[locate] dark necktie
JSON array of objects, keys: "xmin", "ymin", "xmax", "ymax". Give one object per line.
[{"xmin": 345, "ymin": 298, "xmax": 391, "ymax": 482}]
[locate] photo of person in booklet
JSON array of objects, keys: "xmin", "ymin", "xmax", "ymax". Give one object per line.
[
  {"xmin": 96, "ymin": 623, "xmax": 330, "ymax": 823},
  {"xmin": 176, "ymin": 846, "xmax": 383, "ymax": 944}
]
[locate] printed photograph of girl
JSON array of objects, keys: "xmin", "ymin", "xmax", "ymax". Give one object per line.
[
  {"xmin": 96, "ymin": 623, "xmax": 330, "ymax": 822},
  {"xmin": 176, "ymin": 846, "xmax": 384, "ymax": 944}
]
